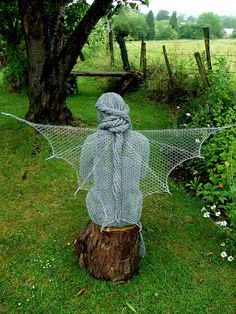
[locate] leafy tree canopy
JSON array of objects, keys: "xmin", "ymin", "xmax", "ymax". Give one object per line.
[
  {"xmin": 221, "ymin": 15, "xmax": 236, "ymax": 29},
  {"xmin": 146, "ymin": 10, "xmax": 155, "ymax": 39},
  {"xmin": 156, "ymin": 10, "xmax": 170, "ymax": 21},
  {"xmin": 197, "ymin": 12, "xmax": 223, "ymax": 38},
  {"xmin": 179, "ymin": 24, "xmax": 203, "ymax": 39},
  {"xmin": 155, "ymin": 20, "xmax": 178, "ymax": 40},
  {"xmin": 113, "ymin": 7, "xmax": 148, "ymax": 40},
  {"xmin": 169, "ymin": 11, "xmax": 178, "ymax": 31}
]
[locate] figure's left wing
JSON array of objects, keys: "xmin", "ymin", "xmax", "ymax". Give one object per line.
[
  {"xmin": 1, "ymin": 112, "xmax": 96, "ymax": 192},
  {"xmin": 136, "ymin": 126, "xmax": 235, "ymax": 196}
]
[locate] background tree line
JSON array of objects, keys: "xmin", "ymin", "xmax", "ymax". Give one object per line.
[{"xmin": 113, "ymin": 8, "xmax": 236, "ymax": 41}]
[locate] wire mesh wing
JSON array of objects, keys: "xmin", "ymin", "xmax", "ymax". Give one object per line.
[
  {"xmin": 137, "ymin": 127, "xmax": 231, "ymax": 196},
  {"xmin": 1, "ymin": 113, "xmax": 96, "ymax": 192}
]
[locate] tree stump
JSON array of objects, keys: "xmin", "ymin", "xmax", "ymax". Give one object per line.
[{"xmin": 75, "ymin": 221, "xmax": 140, "ymax": 282}]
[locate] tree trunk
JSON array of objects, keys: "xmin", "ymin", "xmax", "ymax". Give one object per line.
[
  {"xmin": 75, "ymin": 221, "xmax": 140, "ymax": 282},
  {"xmin": 18, "ymin": 0, "xmax": 113, "ymax": 123},
  {"xmin": 115, "ymin": 34, "xmax": 131, "ymax": 72}
]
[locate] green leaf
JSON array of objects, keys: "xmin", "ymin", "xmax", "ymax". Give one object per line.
[{"xmin": 126, "ymin": 302, "xmax": 137, "ymax": 313}]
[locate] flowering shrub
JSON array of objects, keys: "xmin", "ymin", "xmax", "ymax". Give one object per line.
[{"xmin": 178, "ymin": 58, "xmax": 236, "ymax": 258}]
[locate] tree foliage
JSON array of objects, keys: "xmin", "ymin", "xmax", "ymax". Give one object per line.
[
  {"xmin": 113, "ymin": 8, "xmax": 148, "ymax": 40},
  {"xmin": 146, "ymin": 10, "xmax": 155, "ymax": 40},
  {"xmin": 155, "ymin": 20, "xmax": 178, "ymax": 40},
  {"xmin": 156, "ymin": 10, "xmax": 170, "ymax": 21},
  {"xmin": 0, "ymin": 0, "xmax": 27, "ymax": 91},
  {"xmin": 221, "ymin": 16, "xmax": 236, "ymax": 29},
  {"xmin": 169, "ymin": 11, "xmax": 178, "ymax": 31},
  {"xmin": 197, "ymin": 12, "xmax": 223, "ymax": 38},
  {"xmin": 64, "ymin": 1, "xmax": 89, "ymax": 40},
  {"xmin": 179, "ymin": 24, "xmax": 203, "ymax": 39}
]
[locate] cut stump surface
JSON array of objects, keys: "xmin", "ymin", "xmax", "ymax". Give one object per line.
[{"xmin": 75, "ymin": 221, "xmax": 140, "ymax": 282}]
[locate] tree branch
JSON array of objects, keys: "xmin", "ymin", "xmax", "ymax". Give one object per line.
[{"xmin": 59, "ymin": 0, "xmax": 113, "ymax": 78}]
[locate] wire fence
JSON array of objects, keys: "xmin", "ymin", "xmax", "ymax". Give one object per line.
[{"xmin": 119, "ymin": 38, "xmax": 236, "ymax": 75}]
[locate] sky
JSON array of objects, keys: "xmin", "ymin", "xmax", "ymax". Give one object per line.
[{"xmin": 140, "ymin": 0, "xmax": 236, "ymax": 17}]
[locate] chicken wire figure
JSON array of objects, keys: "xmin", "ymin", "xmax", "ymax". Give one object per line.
[
  {"xmin": 80, "ymin": 93, "xmax": 149, "ymax": 229},
  {"xmin": 1, "ymin": 93, "xmax": 235, "ymax": 255}
]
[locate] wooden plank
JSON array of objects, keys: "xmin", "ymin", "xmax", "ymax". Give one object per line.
[{"xmin": 71, "ymin": 71, "xmax": 128, "ymax": 77}]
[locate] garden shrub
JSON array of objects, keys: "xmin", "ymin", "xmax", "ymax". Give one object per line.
[
  {"xmin": 178, "ymin": 58, "xmax": 236, "ymax": 252},
  {"xmin": 3, "ymin": 43, "xmax": 27, "ymax": 92}
]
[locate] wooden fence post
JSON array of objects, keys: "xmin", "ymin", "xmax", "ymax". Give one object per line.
[
  {"xmin": 162, "ymin": 45, "xmax": 174, "ymax": 87},
  {"xmin": 108, "ymin": 20, "xmax": 115, "ymax": 68},
  {"xmin": 143, "ymin": 42, "xmax": 147, "ymax": 79},
  {"xmin": 203, "ymin": 27, "xmax": 212, "ymax": 70},
  {"xmin": 194, "ymin": 52, "xmax": 210, "ymax": 88},
  {"xmin": 140, "ymin": 37, "xmax": 144, "ymax": 67}
]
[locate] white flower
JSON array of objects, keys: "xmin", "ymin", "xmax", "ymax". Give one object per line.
[
  {"xmin": 18, "ymin": 303, "xmax": 21, "ymax": 306},
  {"xmin": 32, "ymin": 285, "xmax": 35, "ymax": 289},
  {"xmin": 203, "ymin": 212, "xmax": 210, "ymax": 218},
  {"xmin": 220, "ymin": 242, "xmax": 226, "ymax": 246},
  {"xmin": 183, "ymin": 123, "xmax": 187, "ymax": 127},
  {"xmin": 186, "ymin": 113, "xmax": 191, "ymax": 117},
  {"xmin": 176, "ymin": 106, "xmax": 180, "ymax": 109},
  {"xmin": 227, "ymin": 256, "xmax": 234, "ymax": 262},
  {"xmin": 219, "ymin": 221, "xmax": 227, "ymax": 227},
  {"xmin": 211, "ymin": 205, "xmax": 216, "ymax": 210},
  {"xmin": 215, "ymin": 211, "xmax": 221, "ymax": 217},
  {"xmin": 221, "ymin": 251, "xmax": 227, "ymax": 258},
  {"xmin": 67, "ymin": 242, "xmax": 71, "ymax": 246},
  {"xmin": 207, "ymin": 124, "xmax": 211, "ymax": 128},
  {"xmin": 195, "ymin": 138, "xmax": 201, "ymax": 144},
  {"xmin": 201, "ymin": 207, "xmax": 206, "ymax": 212},
  {"xmin": 154, "ymin": 293, "xmax": 159, "ymax": 297}
]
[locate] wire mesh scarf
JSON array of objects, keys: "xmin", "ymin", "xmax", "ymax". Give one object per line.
[{"xmin": 95, "ymin": 92, "xmax": 131, "ymax": 223}]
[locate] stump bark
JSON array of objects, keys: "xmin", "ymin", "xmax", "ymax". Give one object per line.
[{"xmin": 75, "ymin": 221, "xmax": 140, "ymax": 282}]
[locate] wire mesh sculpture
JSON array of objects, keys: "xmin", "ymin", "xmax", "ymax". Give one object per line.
[{"xmin": 1, "ymin": 92, "xmax": 235, "ymax": 254}]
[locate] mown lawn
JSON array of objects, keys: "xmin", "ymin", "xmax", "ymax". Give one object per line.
[{"xmin": 0, "ymin": 75, "xmax": 235, "ymax": 314}]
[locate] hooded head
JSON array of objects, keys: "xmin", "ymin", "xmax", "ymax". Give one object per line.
[{"xmin": 95, "ymin": 92, "xmax": 131, "ymax": 133}]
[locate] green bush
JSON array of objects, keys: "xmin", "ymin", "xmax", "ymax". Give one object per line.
[
  {"xmin": 179, "ymin": 24, "xmax": 203, "ymax": 39},
  {"xmin": 178, "ymin": 59, "xmax": 236, "ymax": 243},
  {"xmin": 3, "ymin": 43, "xmax": 27, "ymax": 91}
]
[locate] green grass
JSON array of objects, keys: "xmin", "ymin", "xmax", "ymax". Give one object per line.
[
  {"xmin": 76, "ymin": 39, "xmax": 236, "ymax": 75},
  {"xmin": 0, "ymin": 74, "xmax": 235, "ymax": 314}
]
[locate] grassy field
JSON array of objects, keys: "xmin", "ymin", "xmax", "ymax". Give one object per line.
[
  {"xmin": 0, "ymin": 71, "xmax": 235, "ymax": 314},
  {"xmin": 75, "ymin": 39, "xmax": 236, "ymax": 82}
]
